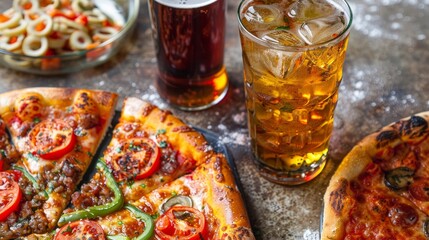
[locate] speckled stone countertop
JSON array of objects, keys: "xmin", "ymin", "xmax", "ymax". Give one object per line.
[{"xmin": 0, "ymin": 0, "xmax": 428, "ymax": 239}]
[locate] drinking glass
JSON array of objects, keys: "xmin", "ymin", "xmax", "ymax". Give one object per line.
[{"xmin": 238, "ymin": 0, "xmax": 352, "ymax": 185}]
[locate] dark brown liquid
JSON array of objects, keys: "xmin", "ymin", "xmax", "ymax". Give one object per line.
[{"xmin": 149, "ymin": 0, "xmax": 228, "ymax": 110}]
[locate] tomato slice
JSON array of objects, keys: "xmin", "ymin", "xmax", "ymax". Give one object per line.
[
  {"xmin": 155, "ymin": 206, "xmax": 207, "ymax": 240},
  {"xmin": 0, "ymin": 171, "xmax": 22, "ymax": 222},
  {"xmin": 29, "ymin": 119, "xmax": 76, "ymax": 160},
  {"xmin": 54, "ymin": 220, "xmax": 105, "ymax": 240},
  {"xmin": 107, "ymin": 137, "xmax": 161, "ymax": 181}
]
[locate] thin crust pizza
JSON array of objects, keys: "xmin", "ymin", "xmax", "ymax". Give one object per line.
[
  {"xmin": 322, "ymin": 112, "xmax": 429, "ymax": 239},
  {"xmin": 0, "ymin": 88, "xmax": 118, "ymax": 238}
]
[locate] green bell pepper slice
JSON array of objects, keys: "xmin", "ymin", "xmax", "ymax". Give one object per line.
[
  {"xmin": 12, "ymin": 164, "xmax": 49, "ymax": 199},
  {"xmin": 57, "ymin": 159, "xmax": 124, "ymax": 226},
  {"xmin": 107, "ymin": 204, "xmax": 155, "ymax": 240}
]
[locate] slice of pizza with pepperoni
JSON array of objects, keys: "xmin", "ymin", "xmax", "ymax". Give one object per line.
[
  {"xmin": 322, "ymin": 112, "xmax": 429, "ymax": 239},
  {"xmin": 0, "ymin": 88, "xmax": 117, "ymax": 238}
]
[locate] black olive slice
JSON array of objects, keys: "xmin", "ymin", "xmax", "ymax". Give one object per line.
[
  {"xmin": 384, "ymin": 167, "xmax": 414, "ymax": 190},
  {"xmin": 161, "ymin": 195, "xmax": 193, "ymax": 217}
]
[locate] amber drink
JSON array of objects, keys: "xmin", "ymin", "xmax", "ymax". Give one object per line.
[
  {"xmin": 148, "ymin": 0, "xmax": 228, "ymax": 111},
  {"xmin": 238, "ymin": 0, "xmax": 352, "ymax": 184}
]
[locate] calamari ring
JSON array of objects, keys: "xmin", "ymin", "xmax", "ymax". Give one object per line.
[
  {"xmin": 0, "ymin": 34, "xmax": 25, "ymax": 51},
  {"xmin": 40, "ymin": 0, "xmax": 60, "ymax": 10},
  {"xmin": 69, "ymin": 30, "xmax": 92, "ymax": 50},
  {"xmin": 84, "ymin": 8, "xmax": 107, "ymax": 25},
  {"xmin": 22, "ymin": 35, "xmax": 48, "ymax": 56},
  {"xmin": 0, "ymin": 12, "xmax": 22, "ymax": 30},
  {"xmin": 1, "ymin": 19, "xmax": 27, "ymax": 36},
  {"xmin": 72, "ymin": 0, "xmax": 94, "ymax": 13},
  {"xmin": 27, "ymin": 14, "xmax": 53, "ymax": 37},
  {"xmin": 93, "ymin": 27, "xmax": 119, "ymax": 41},
  {"xmin": 53, "ymin": 16, "xmax": 87, "ymax": 32},
  {"xmin": 13, "ymin": 0, "xmax": 39, "ymax": 13}
]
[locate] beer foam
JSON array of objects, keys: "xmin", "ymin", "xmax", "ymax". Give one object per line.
[{"xmin": 155, "ymin": 0, "xmax": 217, "ymax": 9}]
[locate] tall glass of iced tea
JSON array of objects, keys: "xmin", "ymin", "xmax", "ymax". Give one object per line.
[
  {"xmin": 238, "ymin": 0, "xmax": 352, "ymax": 185},
  {"xmin": 148, "ymin": 0, "xmax": 228, "ymax": 111}
]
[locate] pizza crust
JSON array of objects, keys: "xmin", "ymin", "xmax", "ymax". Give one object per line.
[{"xmin": 121, "ymin": 97, "xmax": 214, "ymax": 162}]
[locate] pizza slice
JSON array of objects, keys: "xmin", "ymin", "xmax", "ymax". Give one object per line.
[
  {"xmin": 101, "ymin": 97, "xmax": 215, "ymax": 202},
  {"xmin": 322, "ymin": 112, "xmax": 429, "ymax": 240},
  {"xmin": 0, "ymin": 88, "xmax": 117, "ymax": 238},
  {"xmin": 132, "ymin": 153, "xmax": 255, "ymax": 239},
  {"xmin": 43, "ymin": 154, "xmax": 254, "ymax": 239}
]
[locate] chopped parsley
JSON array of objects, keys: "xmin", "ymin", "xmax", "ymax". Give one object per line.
[
  {"xmin": 0, "ymin": 149, "xmax": 6, "ymax": 158},
  {"xmin": 25, "ymin": 152, "xmax": 39, "ymax": 162},
  {"xmin": 158, "ymin": 141, "xmax": 168, "ymax": 148},
  {"xmin": 156, "ymin": 129, "xmax": 166, "ymax": 135},
  {"xmin": 140, "ymin": 183, "xmax": 147, "ymax": 188},
  {"xmin": 128, "ymin": 142, "xmax": 141, "ymax": 151},
  {"xmin": 74, "ymin": 127, "xmax": 87, "ymax": 137},
  {"xmin": 33, "ymin": 117, "xmax": 41, "ymax": 124},
  {"xmin": 127, "ymin": 179, "xmax": 134, "ymax": 188}
]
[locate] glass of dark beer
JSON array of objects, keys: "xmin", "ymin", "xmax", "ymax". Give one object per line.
[{"xmin": 148, "ymin": 0, "xmax": 228, "ymax": 111}]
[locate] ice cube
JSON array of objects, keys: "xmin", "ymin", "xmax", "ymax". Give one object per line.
[
  {"xmin": 259, "ymin": 29, "xmax": 305, "ymax": 47},
  {"xmin": 241, "ymin": 4, "xmax": 284, "ymax": 32},
  {"xmin": 261, "ymin": 48, "xmax": 301, "ymax": 79},
  {"xmin": 298, "ymin": 15, "xmax": 346, "ymax": 45},
  {"xmin": 287, "ymin": 0, "xmax": 337, "ymax": 22},
  {"xmin": 254, "ymin": 29, "xmax": 304, "ymax": 79}
]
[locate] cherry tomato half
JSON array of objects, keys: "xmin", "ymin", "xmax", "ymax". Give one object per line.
[
  {"xmin": 54, "ymin": 220, "xmax": 105, "ymax": 240},
  {"xmin": 29, "ymin": 119, "xmax": 76, "ymax": 160},
  {"xmin": 0, "ymin": 171, "xmax": 22, "ymax": 222},
  {"xmin": 155, "ymin": 206, "xmax": 207, "ymax": 240},
  {"xmin": 107, "ymin": 137, "xmax": 161, "ymax": 181}
]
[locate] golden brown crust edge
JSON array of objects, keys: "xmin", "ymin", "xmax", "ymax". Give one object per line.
[
  {"xmin": 0, "ymin": 87, "xmax": 117, "ymax": 114},
  {"xmin": 120, "ymin": 97, "xmax": 214, "ymax": 164},
  {"xmin": 321, "ymin": 111, "xmax": 429, "ymax": 240},
  {"xmin": 321, "ymin": 144, "xmax": 373, "ymax": 240},
  {"xmin": 200, "ymin": 154, "xmax": 255, "ymax": 240}
]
